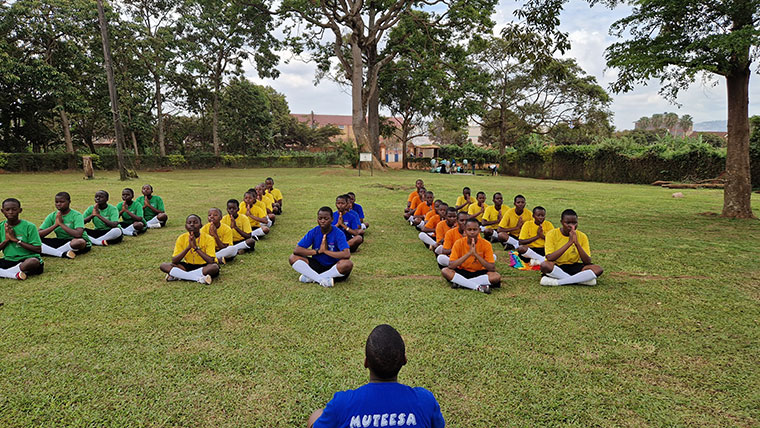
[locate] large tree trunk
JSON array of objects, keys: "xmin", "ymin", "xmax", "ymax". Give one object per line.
[
  {"xmin": 722, "ymin": 69, "xmax": 754, "ymax": 218},
  {"xmin": 401, "ymin": 125, "xmax": 409, "ymax": 169},
  {"xmin": 96, "ymin": 0, "xmax": 129, "ymax": 180},
  {"xmin": 155, "ymin": 74, "xmax": 166, "ymax": 156},
  {"xmin": 212, "ymin": 88, "xmax": 220, "ymax": 156},
  {"xmin": 131, "ymin": 130, "xmax": 139, "ymax": 155},
  {"xmin": 350, "ymin": 37, "xmax": 370, "ymax": 166},
  {"xmin": 365, "ymin": 45, "xmax": 385, "ymax": 170},
  {"xmin": 60, "ymin": 108, "xmax": 74, "ymax": 154}
]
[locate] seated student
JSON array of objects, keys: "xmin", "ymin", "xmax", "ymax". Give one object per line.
[
  {"xmin": 411, "ymin": 191, "xmax": 434, "ymax": 227},
  {"xmin": 201, "ymin": 208, "xmax": 236, "ymax": 264},
  {"xmin": 433, "ymin": 207, "xmax": 458, "ymax": 255},
  {"xmin": 454, "ymin": 186, "xmax": 474, "ymax": 212},
  {"xmin": 117, "ymin": 188, "xmax": 145, "ymax": 236},
  {"xmin": 0, "ymin": 198, "xmax": 43, "ymax": 280},
  {"xmin": 289, "ymin": 206, "xmax": 353, "ymax": 288},
  {"xmin": 517, "ymin": 206, "xmax": 553, "ymax": 265},
  {"xmin": 539, "ymin": 209, "xmax": 603, "ymax": 286},
  {"xmin": 222, "ymin": 199, "xmax": 258, "ymax": 253},
  {"xmin": 253, "ymin": 184, "xmax": 276, "ymax": 226},
  {"xmin": 264, "ymin": 177, "xmax": 283, "ymax": 215},
  {"xmin": 83, "ymin": 190, "xmax": 124, "ymax": 246},
  {"xmin": 307, "ymin": 324, "xmax": 445, "ymax": 428},
  {"xmin": 481, "ymin": 192, "xmax": 505, "ymax": 242},
  {"xmin": 240, "ymin": 191, "xmax": 270, "ymax": 238},
  {"xmin": 347, "ymin": 192, "xmax": 368, "ymax": 229},
  {"xmin": 160, "ymin": 214, "xmax": 219, "ymax": 284},
  {"xmin": 467, "ymin": 191, "xmax": 489, "ymax": 227},
  {"xmin": 39, "ymin": 192, "xmax": 91, "ymax": 258},
  {"xmin": 436, "ymin": 211, "xmax": 468, "ymax": 268},
  {"xmin": 334, "ymin": 194, "xmax": 364, "ymax": 252},
  {"xmin": 404, "ymin": 179, "xmax": 424, "ymax": 218},
  {"xmin": 441, "ymin": 219, "xmax": 501, "ymax": 294},
  {"xmin": 418, "ymin": 202, "xmax": 447, "ymax": 249},
  {"xmin": 497, "ymin": 194, "xmax": 532, "ymax": 250},
  {"xmin": 404, "ymin": 186, "xmax": 426, "ymax": 221},
  {"xmin": 136, "ymin": 184, "xmax": 168, "ymax": 228}
]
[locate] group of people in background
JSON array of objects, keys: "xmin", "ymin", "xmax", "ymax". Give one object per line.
[
  {"xmin": 405, "ymin": 179, "xmax": 603, "ymax": 294},
  {"xmin": 288, "ymin": 192, "xmax": 367, "ymax": 288},
  {"xmin": 0, "ymin": 184, "xmax": 168, "ymax": 281},
  {"xmin": 159, "ymin": 178, "xmax": 283, "ymax": 285}
]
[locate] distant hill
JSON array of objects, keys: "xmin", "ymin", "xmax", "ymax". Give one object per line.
[{"xmin": 693, "ymin": 120, "xmax": 726, "ymax": 132}]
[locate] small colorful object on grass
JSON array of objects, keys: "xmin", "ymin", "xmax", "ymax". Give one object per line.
[{"xmin": 508, "ymin": 250, "xmax": 540, "ymax": 271}]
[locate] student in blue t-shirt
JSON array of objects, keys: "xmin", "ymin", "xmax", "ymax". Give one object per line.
[
  {"xmin": 333, "ymin": 194, "xmax": 364, "ymax": 252},
  {"xmin": 289, "ymin": 206, "xmax": 354, "ymax": 288},
  {"xmin": 308, "ymin": 324, "xmax": 445, "ymax": 428},
  {"xmin": 347, "ymin": 192, "xmax": 368, "ymax": 230}
]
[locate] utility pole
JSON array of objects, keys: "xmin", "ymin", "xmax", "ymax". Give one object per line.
[{"xmin": 96, "ymin": 0, "xmax": 129, "ymax": 180}]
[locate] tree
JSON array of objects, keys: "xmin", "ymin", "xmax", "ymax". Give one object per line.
[
  {"xmin": 179, "ymin": 0, "xmax": 278, "ymax": 155},
  {"xmin": 280, "ymin": 0, "xmax": 497, "ymax": 169},
  {"xmin": 218, "ymin": 77, "xmax": 273, "ymax": 153},
  {"xmin": 520, "ymin": 0, "xmax": 760, "ymax": 218}
]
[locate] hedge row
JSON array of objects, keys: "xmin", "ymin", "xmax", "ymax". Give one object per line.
[{"xmin": 0, "ymin": 151, "xmax": 350, "ymax": 172}]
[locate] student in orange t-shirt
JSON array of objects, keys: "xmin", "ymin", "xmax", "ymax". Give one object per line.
[
  {"xmin": 436, "ymin": 211, "xmax": 467, "ymax": 268},
  {"xmin": 418, "ymin": 202, "xmax": 447, "ymax": 249},
  {"xmin": 433, "ymin": 207, "xmax": 458, "ymax": 255},
  {"xmin": 411, "ymin": 190, "xmax": 434, "ymax": 227},
  {"xmin": 441, "ymin": 219, "xmax": 501, "ymax": 294},
  {"xmin": 404, "ymin": 179, "xmax": 425, "ymax": 220}
]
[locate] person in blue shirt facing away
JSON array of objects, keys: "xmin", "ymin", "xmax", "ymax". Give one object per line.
[
  {"xmin": 289, "ymin": 206, "xmax": 354, "ymax": 288},
  {"xmin": 334, "ymin": 194, "xmax": 364, "ymax": 252},
  {"xmin": 346, "ymin": 192, "xmax": 368, "ymax": 229},
  {"xmin": 308, "ymin": 324, "xmax": 445, "ymax": 428}
]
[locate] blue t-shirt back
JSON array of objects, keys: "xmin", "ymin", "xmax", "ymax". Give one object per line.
[
  {"xmin": 313, "ymin": 382, "xmax": 445, "ymax": 428},
  {"xmin": 298, "ymin": 225, "xmax": 349, "ymax": 266},
  {"xmin": 333, "ymin": 211, "xmax": 361, "ymax": 238},
  {"xmin": 351, "ymin": 203, "xmax": 365, "ymax": 220}
]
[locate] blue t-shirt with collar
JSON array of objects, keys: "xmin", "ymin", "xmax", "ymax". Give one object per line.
[
  {"xmin": 313, "ymin": 382, "xmax": 445, "ymax": 428},
  {"xmin": 351, "ymin": 203, "xmax": 365, "ymax": 220},
  {"xmin": 298, "ymin": 225, "xmax": 349, "ymax": 266},
  {"xmin": 333, "ymin": 210, "xmax": 361, "ymax": 238}
]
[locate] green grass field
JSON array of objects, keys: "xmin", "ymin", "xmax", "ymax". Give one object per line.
[{"xmin": 1, "ymin": 167, "xmax": 759, "ymax": 427}]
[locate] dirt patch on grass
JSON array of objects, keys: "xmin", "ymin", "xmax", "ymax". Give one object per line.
[
  {"xmin": 371, "ymin": 183, "xmax": 413, "ymax": 191},
  {"xmin": 182, "ymin": 312, "xmax": 205, "ymax": 322},
  {"xmin": 318, "ymin": 169, "xmax": 349, "ymax": 176},
  {"xmin": 609, "ymin": 272, "xmax": 709, "ymax": 281},
  {"xmin": 697, "ymin": 211, "xmax": 720, "ymax": 217}
]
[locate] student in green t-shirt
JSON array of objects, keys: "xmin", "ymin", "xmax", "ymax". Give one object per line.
[
  {"xmin": 0, "ymin": 198, "xmax": 43, "ymax": 280},
  {"xmin": 117, "ymin": 188, "xmax": 145, "ymax": 236},
  {"xmin": 83, "ymin": 190, "xmax": 123, "ymax": 246},
  {"xmin": 136, "ymin": 184, "xmax": 168, "ymax": 228},
  {"xmin": 39, "ymin": 192, "xmax": 91, "ymax": 258}
]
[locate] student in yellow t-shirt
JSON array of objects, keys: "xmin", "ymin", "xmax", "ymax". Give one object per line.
[
  {"xmin": 418, "ymin": 202, "xmax": 447, "ymax": 249},
  {"xmin": 159, "ymin": 214, "xmax": 219, "ymax": 284},
  {"xmin": 467, "ymin": 191, "xmax": 489, "ymax": 225},
  {"xmin": 481, "ymin": 192, "xmax": 506, "ymax": 242},
  {"xmin": 497, "ymin": 194, "xmax": 532, "ymax": 249},
  {"xmin": 241, "ymin": 191, "xmax": 270, "ymax": 238},
  {"xmin": 441, "ymin": 219, "xmax": 500, "ymax": 294},
  {"xmin": 454, "ymin": 187, "xmax": 475, "ymax": 212},
  {"xmin": 436, "ymin": 211, "xmax": 468, "ymax": 268},
  {"xmin": 433, "ymin": 207, "xmax": 458, "ymax": 255},
  {"xmin": 405, "ymin": 186, "xmax": 426, "ymax": 221},
  {"xmin": 539, "ymin": 209, "xmax": 603, "ymax": 286},
  {"xmin": 201, "ymin": 208, "xmax": 237, "ymax": 264},
  {"xmin": 411, "ymin": 191, "xmax": 434, "ymax": 227},
  {"xmin": 265, "ymin": 177, "xmax": 282, "ymax": 215},
  {"xmin": 222, "ymin": 199, "xmax": 258, "ymax": 252},
  {"xmin": 252, "ymin": 185, "xmax": 276, "ymax": 226},
  {"xmin": 517, "ymin": 206, "xmax": 554, "ymax": 265},
  {"xmin": 404, "ymin": 179, "xmax": 424, "ymax": 218}
]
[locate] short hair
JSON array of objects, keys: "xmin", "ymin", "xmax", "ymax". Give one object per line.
[
  {"xmin": 425, "ymin": 191, "xmax": 434, "ymax": 197},
  {"xmin": 247, "ymin": 188, "xmax": 256, "ymax": 193},
  {"xmin": 514, "ymin": 194, "xmax": 526, "ymax": 202},
  {"xmin": 415, "ymin": 179, "xmax": 423, "ymax": 183},
  {"xmin": 463, "ymin": 187, "xmax": 471, "ymax": 192},
  {"xmin": 493, "ymin": 192, "xmax": 502, "ymax": 199},
  {"xmin": 123, "ymin": 188, "xmax": 134, "ymax": 196},
  {"xmin": 533, "ymin": 206, "xmax": 546, "ymax": 214},
  {"xmin": 209, "ymin": 207, "xmax": 223, "ymax": 216},
  {"xmin": 244, "ymin": 191, "xmax": 255, "ymax": 198},
  {"xmin": 55, "ymin": 192, "xmax": 71, "ymax": 201},
  {"xmin": 97, "ymin": 190, "xmax": 109, "ymax": 199},
  {"xmin": 2, "ymin": 198, "xmax": 20, "ymax": 208},
  {"xmin": 336, "ymin": 194, "xmax": 349, "ymax": 202},
  {"xmin": 561, "ymin": 209, "xmax": 577, "ymax": 220},
  {"xmin": 227, "ymin": 199, "xmax": 240, "ymax": 207},
  {"xmin": 187, "ymin": 214, "xmax": 202, "ymax": 222},
  {"xmin": 457, "ymin": 211, "xmax": 469, "ymax": 219},
  {"xmin": 143, "ymin": 184, "xmax": 154, "ymax": 191},
  {"xmin": 476, "ymin": 191, "xmax": 485, "ymax": 197},
  {"xmin": 439, "ymin": 202, "xmax": 449, "ymax": 208},
  {"xmin": 347, "ymin": 192, "xmax": 356, "ymax": 197},
  {"xmin": 465, "ymin": 218, "xmax": 481, "ymax": 227},
  {"xmin": 418, "ymin": 187, "xmax": 426, "ymax": 192},
  {"xmin": 365, "ymin": 324, "xmax": 406, "ymax": 379},
  {"xmin": 318, "ymin": 206, "xmax": 333, "ymax": 216},
  {"xmin": 446, "ymin": 207, "xmax": 457, "ymax": 215},
  {"xmin": 266, "ymin": 177, "xmax": 274, "ymax": 182}
]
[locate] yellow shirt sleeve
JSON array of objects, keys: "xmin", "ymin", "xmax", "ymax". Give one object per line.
[{"xmin": 172, "ymin": 233, "xmax": 188, "ymax": 258}]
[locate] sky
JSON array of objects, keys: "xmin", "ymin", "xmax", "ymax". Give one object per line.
[{"xmin": 245, "ymin": 0, "xmax": 759, "ymax": 131}]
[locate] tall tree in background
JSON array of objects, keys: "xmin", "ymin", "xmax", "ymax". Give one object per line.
[
  {"xmin": 280, "ymin": 0, "xmax": 496, "ymax": 169},
  {"xmin": 179, "ymin": 0, "xmax": 279, "ymax": 155},
  {"xmin": 520, "ymin": 0, "xmax": 760, "ymax": 218}
]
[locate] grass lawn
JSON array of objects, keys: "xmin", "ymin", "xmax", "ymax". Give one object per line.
[{"xmin": 1, "ymin": 167, "xmax": 759, "ymax": 427}]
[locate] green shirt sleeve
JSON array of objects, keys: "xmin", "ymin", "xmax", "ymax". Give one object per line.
[
  {"xmin": 40, "ymin": 212, "xmax": 55, "ymax": 229},
  {"xmin": 83, "ymin": 206, "xmax": 94, "ymax": 223}
]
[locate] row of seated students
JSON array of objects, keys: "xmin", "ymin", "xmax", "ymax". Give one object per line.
[
  {"xmin": 159, "ymin": 179, "xmax": 283, "ymax": 285},
  {"xmin": 288, "ymin": 192, "xmax": 367, "ymax": 288},
  {"xmin": 404, "ymin": 179, "xmax": 603, "ymax": 294},
  {"xmin": 0, "ymin": 184, "xmax": 169, "ymax": 281}
]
